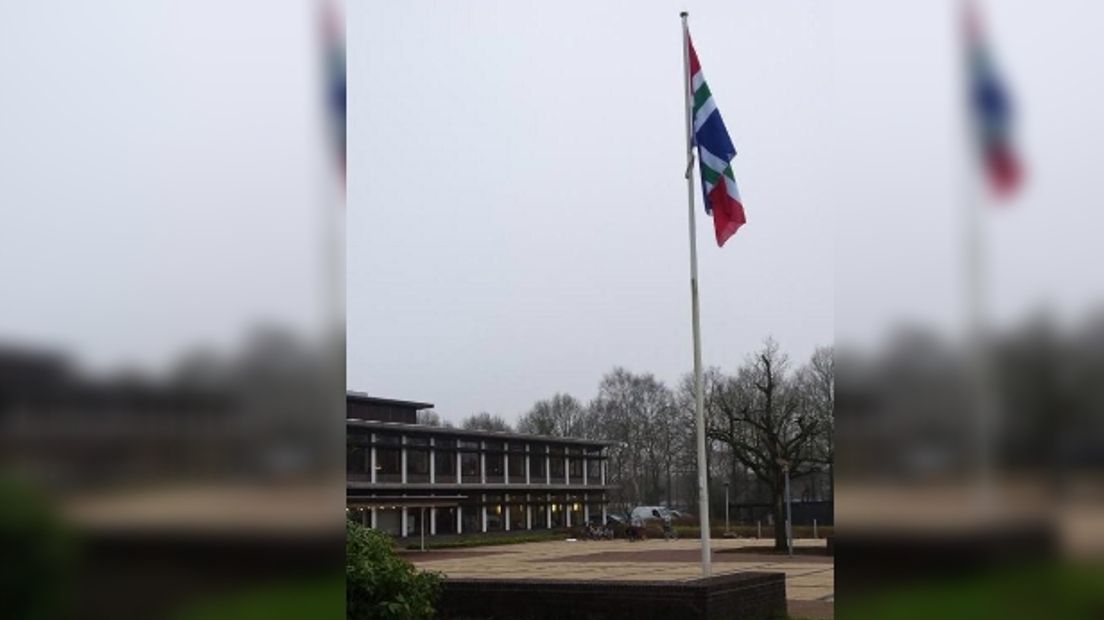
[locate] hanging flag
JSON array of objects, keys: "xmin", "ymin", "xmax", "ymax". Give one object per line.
[
  {"xmin": 321, "ymin": 1, "xmax": 346, "ymax": 180},
  {"xmin": 688, "ymin": 34, "xmax": 746, "ymax": 247},
  {"xmin": 965, "ymin": 1, "xmax": 1021, "ymax": 196}
]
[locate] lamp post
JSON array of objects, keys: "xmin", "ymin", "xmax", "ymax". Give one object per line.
[
  {"xmin": 724, "ymin": 482, "xmax": 730, "ymax": 533},
  {"xmin": 778, "ymin": 458, "xmax": 793, "ymax": 557}
]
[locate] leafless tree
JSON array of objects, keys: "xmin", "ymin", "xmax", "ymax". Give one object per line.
[
  {"xmin": 707, "ymin": 338, "xmax": 833, "ymax": 550},
  {"xmin": 460, "ymin": 412, "xmax": 512, "ymax": 432},
  {"xmin": 516, "ymin": 393, "xmax": 586, "ymax": 437}
]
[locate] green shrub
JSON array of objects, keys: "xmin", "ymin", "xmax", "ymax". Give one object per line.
[
  {"xmin": 346, "ymin": 521, "xmax": 441, "ymax": 620},
  {"xmin": 0, "ymin": 477, "xmax": 75, "ymax": 620}
]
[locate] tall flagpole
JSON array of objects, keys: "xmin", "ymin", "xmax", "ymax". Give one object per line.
[{"xmin": 681, "ymin": 11, "xmax": 712, "ymax": 578}]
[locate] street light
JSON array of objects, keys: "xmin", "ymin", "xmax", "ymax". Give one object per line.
[
  {"xmin": 777, "ymin": 458, "xmax": 793, "ymax": 557},
  {"xmin": 723, "ymin": 482, "xmax": 730, "ymax": 533}
]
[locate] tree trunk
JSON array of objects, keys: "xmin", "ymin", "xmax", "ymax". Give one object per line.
[{"xmin": 772, "ymin": 484, "xmax": 787, "ymax": 551}]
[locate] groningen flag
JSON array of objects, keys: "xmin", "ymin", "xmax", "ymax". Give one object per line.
[
  {"xmin": 321, "ymin": 1, "xmax": 346, "ymax": 180},
  {"xmin": 965, "ymin": 1, "xmax": 1020, "ymax": 196},
  {"xmin": 688, "ymin": 34, "xmax": 746, "ymax": 247}
]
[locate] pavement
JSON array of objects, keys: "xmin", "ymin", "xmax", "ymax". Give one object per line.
[{"xmin": 404, "ymin": 537, "xmax": 834, "ymax": 619}]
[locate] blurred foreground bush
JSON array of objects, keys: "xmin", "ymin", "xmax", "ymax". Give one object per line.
[
  {"xmin": 0, "ymin": 477, "xmax": 74, "ymax": 620},
  {"xmin": 346, "ymin": 521, "xmax": 440, "ymax": 620}
]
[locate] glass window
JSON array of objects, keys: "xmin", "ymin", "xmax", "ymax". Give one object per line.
[
  {"xmin": 532, "ymin": 500, "xmax": 548, "ymax": 529},
  {"xmin": 485, "ymin": 452, "xmax": 504, "ymax": 483},
  {"xmin": 549, "ymin": 453, "xmax": 565, "ymax": 481},
  {"xmin": 460, "ymin": 501, "xmax": 481, "ymax": 534},
  {"xmin": 587, "ymin": 458, "xmax": 601, "ymax": 484},
  {"xmin": 485, "ymin": 494, "xmax": 504, "ymax": 531},
  {"xmin": 435, "ymin": 448, "xmax": 456, "ymax": 481},
  {"xmin": 508, "ymin": 453, "xmax": 525, "ymax": 483},
  {"xmin": 529, "ymin": 449, "xmax": 546, "ymax": 480},
  {"xmin": 347, "ymin": 444, "xmax": 366, "ymax": 476},
  {"xmin": 461, "ymin": 452, "xmax": 481, "ymax": 483},
  {"xmin": 435, "ymin": 506, "xmax": 457, "ymax": 535},
  {"xmin": 407, "ymin": 447, "xmax": 430, "ymax": 483},
  {"xmin": 376, "ymin": 447, "xmax": 401, "ymax": 483},
  {"xmin": 569, "ymin": 458, "xmax": 583, "ymax": 480},
  {"xmin": 550, "ymin": 495, "xmax": 566, "ymax": 528},
  {"xmin": 508, "ymin": 496, "xmax": 526, "ymax": 530}
]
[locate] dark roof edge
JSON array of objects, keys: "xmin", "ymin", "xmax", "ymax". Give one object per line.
[
  {"xmin": 346, "ymin": 419, "xmax": 617, "ymax": 446},
  {"xmin": 346, "ymin": 391, "xmax": 434, "ymax": 411}
]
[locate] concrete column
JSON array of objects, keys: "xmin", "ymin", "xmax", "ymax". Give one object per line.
[
  {"xmin": 584, "ymin": 504, "xmax": 590, "ymax": 524},
  {"xmin": 456, "ymin": 450, "xmax": 462, "ymax": 484},
  {"xmin": 547, "ymin": 495, "xmax": 552, "ymax": 529},
  {"xmin": 370, "ymin": 434, "xmax": 377, "ymax": 484},
  {"xmin": 526, "ymin": 498, "xmax": 532, "ymax": 530},
  {"xmin": 505, "ymin": 500, "xmax": 511, "ymax": 532},
  {"xmin": 401, "ymin": 507, "xmax": 408, "ymax": 538},
  {"xmin": 564, "ymin": 455, "xmax": 570, "ymax": 485},
  {"xmin": 602, "ymin": 505, "xmax": 607, "ymax": 524},
  {"xmin": 583, "ymin": 454, "xmax": 588, "ymax": 486},
  {"xmin": 566, "ymin": 502, "xmax": 571, "ymax": 528},
  {"xmin": 601, "ymin": 457, "xmax": 606, "ymax": 485},
  {"xmin": 430, "ymin": 508, "xmax": 437, "ymax": 535},
  {"xmin": 480, "ymin": 442, "xmax": 486, "ymax": 485},
  {"xmin": 503, "ymin": 442, "xmax": 509, "ymax": 481},
  {"xmin": 545, "ymin": 452, "xmax": 551, "ymax": 485},
  {"xmin": 481, "ymin": 494, "xmax": 488, "ymax": 533},
  {"xmin": 401, "ymin": 438, "xmax": 408, "ymax": 485},
  {"xmin": 525, "ymin": 445, "xmax": 531, "ymax": 485},
  {"xmin": 429, "ymin": 437, "xmax": 435, "ymax": 484},
  {"xmin": 456, "ymin": 506, "xmax": 462, "ymax": 533},
  {"xmin": 371, "ymin": 507, "xmax": 377, "ymax": 528}
]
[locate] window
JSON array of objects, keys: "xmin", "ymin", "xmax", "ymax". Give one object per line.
[
  {"xmin": 376, "ymin": 448, "xmax": 401, "ymax": 482},
  {"xmin": 508, "ymin": 495, "xmax": 526, "ymax": 530},
  {"xmin": 508, "ymin": 453, "xmax": 525, "ymax": 483},
  {"xmin": 485, "ymin": 442, "xmax": 504, "ymax": 483},
  {"xmin": 460, "ymin": 500, "xmax": 481, "ymax": 533},
  {"xmin": 529, "ymin": 446, "xmax": 546, "ymax": 480},
  {"xmin": 347, "ymin": 444, "xmax": 366, "ymax": 476},
  {"xmin": 435, "ymin": 448, "xmax": 456, "ymax": 481},
  {"xmin": 569, "ymin": 457, "xmax": 583, "ymax": 480},
  {"xmin": 532, "ymin": 500, "xmax": 548, "ymax": 529},
  {"xmin": 461, "ymin": 452, "xmax": 480, "ymax": 483},
  {"xmin": 549, "ymin": 449, "xmax": 565, "ymax": 481},
  {"xmin": 587, "ymin": 458, "xmax": 601, "ymax": 484},
  {"xmin": 485, "ymin": 494, "xmax": 505, "ymax": 531},
  {"xmin": 407, "ymin": 447, "xmax": 429, "ymax": 483}
]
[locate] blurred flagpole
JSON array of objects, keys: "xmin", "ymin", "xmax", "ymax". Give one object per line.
[{"xmin": 681, "ymin": 10, "xmax": 713, "ymax": 578}]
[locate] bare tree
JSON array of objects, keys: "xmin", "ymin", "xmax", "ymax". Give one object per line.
[
  {"xmin": 416, "ymin": 409, "xmax": 453, "ymax": 428},
  {"xmin": 516, "ymin": 393, "xmax": 586, "ymax": 437},
  {"xmin": 707, "ymin": 338, "xmax": 833, "ymax": 550},
  {"xmin": 460, "ymin": 412, "xmax": 512, "ymax": 432}
]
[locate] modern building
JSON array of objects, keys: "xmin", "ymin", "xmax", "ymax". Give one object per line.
[{"xmin": 347, "ymin": 392, "xmax": 614, "ymax": 539}]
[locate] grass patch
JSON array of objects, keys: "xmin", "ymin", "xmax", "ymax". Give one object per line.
[
  {"xmin": 173, "ymin": 576, "xmax": 344, "ymax": 620},
  {"xmin": 836, "ymin": 562, "xmax": 1104, "ymax": 620}
]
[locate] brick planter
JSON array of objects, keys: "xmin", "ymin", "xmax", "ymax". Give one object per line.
[{"xmin": 437, "ymin": 572, "xmax": 786, "ymax": 620}]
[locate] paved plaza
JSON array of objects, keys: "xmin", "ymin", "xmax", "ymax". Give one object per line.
[{"xmin": 404, "ymin": 537, "xmax": 834, "ymax": 619}]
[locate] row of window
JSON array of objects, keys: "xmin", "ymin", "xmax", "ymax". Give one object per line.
[
  {"xmin": 348, "ymin": 493, "xmax": 607, "ymax": 536},
  {"xmin": 348, "ymin": 443, "xmax": 604, "ymax": 485}
]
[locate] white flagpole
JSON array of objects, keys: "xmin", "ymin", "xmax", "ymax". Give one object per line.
[{"xmin": 681, "ymin": 11, "xmax": 712, "ymax": 578}]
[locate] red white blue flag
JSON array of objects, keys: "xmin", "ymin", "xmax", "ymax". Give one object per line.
[
  {"xmin": 965, "ymin": 1, "xmax": 1021, "ymax": 196},
  {"xmin": 687, "ymin": 33, "xmax": 746, "ymax": 247}
]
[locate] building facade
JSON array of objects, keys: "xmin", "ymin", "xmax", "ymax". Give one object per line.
[{"xmin": 347, "ymin": 392, "xmax": 613, "ymax": 538}]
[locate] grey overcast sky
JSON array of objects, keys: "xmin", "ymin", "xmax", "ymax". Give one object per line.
[
  {"xmin": 347, "ymin": 0, "xmax": 834, "ymax": 423},
  {"xmin": 833, "ymin": 0, "xmax": 1104, "ymax": 350},
  {"xmin": 0, "ymin": 0, "xmax": 328, "ymax": 372}
]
